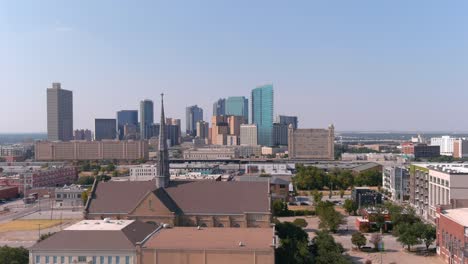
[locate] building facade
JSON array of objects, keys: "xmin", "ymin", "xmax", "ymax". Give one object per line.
[
  {"xmin": 94, "ymin": 119, "xmax": 117, "ymax": 141},
  {"xmin": 73, "ymin": 129, "xmax": 92, "ymax": 141},
  {"xmin": 212, "ymin": 98, "xmax": 225, "ymax": 117},
  {"xmin": 196, "ymin": 120, "xmax": 209, "ymax": 140},
  {"xmin": 186, "ymin": 105, "xmax": 203, "ymax": 136},
  {"xmin": 140, "ymin": 99, "xmax": 154, "ymax": 140},
  {"xmin": 436, "ymin": 207, "xmax": 468, "ymax": 264},
  {"xmin": 277, "ymin": 115, "xmax": 298, "ymax": 129},
  {"xmin": 117, "ymin": 110, "xmax": 138, "ymax": 140},
  {"xmin": 210, "ymin": 116, "xmax": 229, "ymax": 145},
  {"xmin": 240, "ymin": 124, "xmax": 258, "ymax": 146},
  {"xmin": 225, "ymin": 96, "xmax": 249, "ymax": 122},
  {"xmin": 288, "ymin": 125, "xmax": 335, "ymax": 160},
  {"xmin": 273, "ymin": 123, "xmax": 288, "ymax": 146},
  {"xmin": 383, "ymin": 166, "xmax": 410, "ymax": 202},
  {"xmin": 35, "ymin": 140, "xmax": 148, "ymax": 161},
  {"xmin": 47, "ymin": 83, "xmax": 73, "ymax": 141},
  {"xmin": 431, "ymin": 136, "xmax": 456, "ymax": 156},
  {"xmin": 251, "ymin": 85, "xmax": 274, "ymax": 146},
  {"xmin": 453, "ymin": 139, "xmax": 468, "ymax": 159}
]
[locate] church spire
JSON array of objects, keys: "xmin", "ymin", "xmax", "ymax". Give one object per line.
[{"xmin": 156, "ymin": 93, "xmax": 170, "ymax": 188}]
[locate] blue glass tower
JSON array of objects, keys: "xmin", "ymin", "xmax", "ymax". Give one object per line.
[
  {"xmin": 251, "ymin": 85, "xmax": 274, "ymax": 146},
  {"xmin": 226, "ymin": 96, "xmax": 248, "ymax": 122},
  {"xmin": 116, "ymin": 110, "xmax": 138, "ymax": 139}
]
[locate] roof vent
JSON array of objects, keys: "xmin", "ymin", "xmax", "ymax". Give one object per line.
[
  {"xmin": 239, "ymin": 241, "xmax": 244, "ymax": 247},
  {"xmin": 103, "ymin": 218, "xmax": 111, "ymax": 223}
]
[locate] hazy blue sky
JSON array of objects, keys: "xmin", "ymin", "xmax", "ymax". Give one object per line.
[{"xmin": 1, "ymin": 0, "xmax": 468, "ymax": 133}]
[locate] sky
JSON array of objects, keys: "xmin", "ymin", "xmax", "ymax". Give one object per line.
[{"xmin": 1, "ymin": 0, "xmax": 468, "ymax": 133}]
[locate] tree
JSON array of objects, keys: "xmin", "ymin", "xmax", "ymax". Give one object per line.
[
  {"xmin": 293, "ymin": 218, "xmax": 308, "ymax": 228},
  {"xmin": 0, "ymin": 246, "xmax": 29, "ymax": 264},
  {"xmin": 272, "ymin": 200, "xmax": 290, "ymax": 217},
  {"xmin": 294, "ymin": 164, "xmax": 328, "ymax": 190},
  {"xmin": 312, "ymin": 190, "xmax": 323, "ymax": 204},
  {"xmin": 369, "ymin": 233, "xmax": 382, "ymax": 250},
  {"xmin": 317, "ymin": 202, "xmax": 345, "ymax": 233},
  {"xmin": 81, "ymin": 190, "xmax": 89, "ymax": 206},
  {"xmin": 38, "ymin": 232, "xmax": 55, "ymax": 242},
  {"xmin": 76, "ymin": 176, "xmax": 94, "ymax": 185},
  {"xmin": 106, "ymin": 163, "xmax": 116, "ymax": 172},
  {"xmin": 112, "ymin": 171, "xmax": 119, "ymax": 177},
  {"xmin": 339, "ymin": 189, "xmax": 345, "ymax": 198},
  {"xmin": 421, "ymin": 224, "xmax": 436, "ymax": 250},
  {"xmin": 396, "ymin": 223, "xmax": 420, "ymax": 251},
  {"xmin": 311, "ymin": 231, "xmax": 351, "ymax": 264},
  {"xmin": 275, "ymin": 222, "xmax": 312, "ymax": 264},
  {"xmin": 351, "ymin": 232, "xmax": 367, "ymax": 249},
  {"xmin": 343, "ymin": 199, "xmax": 357, "ymax": 215}
]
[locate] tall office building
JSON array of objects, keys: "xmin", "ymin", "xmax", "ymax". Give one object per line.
[
  {"xmin": 140, "ymin": 100, "xmax": 154, "ymax": 140},
  {"xmin": 277, "ymin": 115, "xmax": 298, "ymax": 129},
  {"xmin": 251, "ymin": 85, "xmax": 274, "ymax": 146},
  {"xmin": 166, "ymin": 118, "xmax": 182, "ymax": 145},
  {"xmin": 240, "ymin": 124, "xmax": 258, "ymax": 146},
  {"xmin": 47, "ymin": 83, "xmax": 73, "ymax": 141},
  {"xmin": 117, "ymin": 110, "xmax": 138, "ymax": 140},
  {"xmin": 74, "ymin": 129, "xmax": 92, "ymax": 141},
  {"xmin": 273, "ymin": 123, "xmax": 289, "ymax": 146},
  {"xmin": 196, "ymin": 121, "xmax": 210, "ymax": 139},
  {"xmin": 95, "ymin": 119, "xmax": 117, "ymax": 141},
  {"xmin": 213, "ymin": 98, "xmax": 226, "ymax": 116},
  {"xmin": 210, "ymin": 116, "xmax": 229, "ymax": 145},
  {"xmin": 226, "ymin": 96, "xmax": 248, "ymax": 122},
  {"xmin": 185, "ymin": 105, "xmax": 203, "ymax": 136},
  {"xmin": 228, "ymin": 116, "xmax": 246, "ymax": 138}
]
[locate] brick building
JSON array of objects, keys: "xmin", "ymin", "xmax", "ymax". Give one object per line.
[{"xmin": 436, "ymin": 207, "xmax": 468, "ymax": 264}]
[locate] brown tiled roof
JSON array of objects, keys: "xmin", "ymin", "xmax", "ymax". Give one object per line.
[
  {"xmin": 87, "ymin": 180, "xmax": 270, "ymax": 215},
  {"xmin": 143, "ymin": 227, "xmax": 274, "ymax": 251},
  {"xmin": 30, "ymin": 221, "xmax": 157, "ymax": 251}
]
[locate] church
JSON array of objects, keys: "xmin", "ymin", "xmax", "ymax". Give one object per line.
[{"xmin": 84, "ymin": 94, "xmax": 272, "ymax": 228}]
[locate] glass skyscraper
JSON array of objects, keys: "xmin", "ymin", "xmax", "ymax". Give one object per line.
[
  {"xmin": 140, "ymin": 100, "xmax": 154, "ymax": 139},
  {"xmin": 185, "ymin": 105, "xmax": 204, "ymax": 136},
  {"xmin": 116, "ymin": 110, "xmax": 138, "ymax": 139},
  {"xmin": 226, "ymin": 96, "xmax": 248, "ymax": 122},
  {"xmin": 251, "ymin": 84, "xmax": 274, "ymax": 146},
  {"xmin": 212, "ymin": 98, "xmax": 225, "ymax": 116}
]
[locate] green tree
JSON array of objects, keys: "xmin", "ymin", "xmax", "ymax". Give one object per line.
[
  {"xmin": 294, "ymin": 164, "xmax": 328, "ymax": 190},
  {"xmin": 311, "ymin": 231, "xmax": 351, "ymax": 264},
  {"xmin": 272, "ymin": 200, "xmax": 290, "ymax": 217},
  {"xmin": 106, "ymin": 163, "xmax": 116, "ymax": 172},
  {"xmin": 275, "ymin": 222, "xmax": 312, "ymax": 264},
  {"xmin": 317, "ymin": 202, "xmax": 345, "ymax": 233},
  {"xmin": 0, "ymin": 246, "xmax": 29, "ymax": 264},
  {"xmin": 38, "ymin": 232, "xmax": 55, "ymax": 242},
  {"xmin": 293, "ymin": 218, "xmax": 308, "ymax": 228},
  {"xmin": 312, "ymin": 190, "xmax": 323, "ymax": 204},
  {"xmin": 421, "ymin": 224, "xmax": 436, "ymax": 250},
  {"xmin": 351, "ymin": 232, "xmax": 367, "ymax": 249},
  {"xmin": 343, "ymin": 199, "xmax": 357, "ymax": 215},
  {"xmin": 112, "ymin": 171, "xmax": 119, "ymax": 177},
  {"xmin": 76, "ymin": 176, "xmax": 94, "ymax": 185},
  {"xmin": 339, "ymin": 189, "xmax": 345, "ymax": 198},
  {"xmin": 81, "ymin": 190, "xmax": 89, "ymax": 206},
  {"xmin": 396, "ymin": 223, "xmax": 420, "ymax": 251}
]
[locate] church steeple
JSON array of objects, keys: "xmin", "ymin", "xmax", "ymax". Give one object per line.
[{"xmin": 156, "ymin": 93, "xmax": 170, "ymax": 188}]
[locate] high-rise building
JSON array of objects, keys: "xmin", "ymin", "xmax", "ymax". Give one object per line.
[
  {"xmin": 185, "ymin": 105, "xmax": 203, "ymax": 136},
  {"xmin": 47, "ymin": 83, "xmax": 73, "ymax": 141},
  {"xmin": 117, "ymin": 110, "xmax": 138, "ymax": 140},
  {"xmin": 166, "ymin": 118, "xmax": 181, "ymax": 145},
  {"xmin": 288, "ymin": 125, "xmax": 335, "ymax": 160},
  {"xmin": 213, "ymin": 98, "xmax": 226, "ymax": 117},
  {"xmin": 196, "ymin": 121, "xmax": 210, "ymax": 139},
  {"xmin": 226, "ymin": 96, "xmax": 248, "ymax": 122},
  {"xmin": 251, "ymin": 85, "xmax": 274, "ymax": 146},
  {"xmin": 140, "ymin": 100, "xmax": 154, "ymax": 140},
  {"xmin": 453, "ymin": 139, "xmax": 468, "ymax": 158},
  {"xmin": 74, "ymin": 129, "xmax": 92, "ymax": 141},
  {"xmin": 228, "ymin": 116, "xmax": 246, "ymax": 138},
  {"xmin": 277, "ymin": 115, "xmax": 298, "ymax": 129},
  {"xmin": 430, "ymin": 136, "xmax": 456, "ymax": 156},
  {"xmin": 211, "ymin": 116, "xmax": 229, "ymax": 145},
  {"xmin": 273, "ymin": 123, "xmax": 289, "ymax": 146},
  {"xmin": 240, "ymin": 124, "xmax": 258, "ymax": 146},
  {"xmin": 94, "ymin": 119, "xmax": 117, "ymax": 141}
]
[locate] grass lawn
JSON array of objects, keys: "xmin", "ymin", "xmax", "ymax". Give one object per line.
[{"xmin": 0, "ymin": 220, "xmax": 64, "ymax": 232}]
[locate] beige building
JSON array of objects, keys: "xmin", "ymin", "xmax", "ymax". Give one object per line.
[
  {"xmin": 210, "ymin": 116, "xmax": 229, "ymax": 145},
  {"xmin": 228, "ymin": 115, "xmax": 246, "ymax": 137},
  {"xmin": 288, "ymin": 124, "xmax": 334, "ymax": 160},
  {"xmin": 196, "ymin": 120, "xmax": 210, "ymax": 139},
  {"xmin": 240, "ymin": 124, "xmax": 258, "ymax": 146},
  {"xmin": 35, "ymin": 140, "xmax": 148, "ymax": 161},
  {"xmin": 183, "ymin": 147, "xmax": 239, "ymax": 160},
  {"xmin": 138, "ymin": 227, "xmax": 275, "ymax": 264},
  {"xmin": 29, "ymin": 219, "xmax": 156, "ymax": 264}
]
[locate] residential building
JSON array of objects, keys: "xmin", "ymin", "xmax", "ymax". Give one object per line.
[
  {"xmin": 431, "ymin": 136, "xmax": 456, "ymax": 156},
  {"xmin": 186, "ymin": 105, "xmax": 203, "ymax": 136},
  {"xmin": 138, "ymin": 227, "xmax": 275, "ymax": 264},
  {"xmin": 73, "ymin": 129, "xmax": 92, "ymax": 141},
  {"xmin": 212, "ymin": 98, "xmax": 226, "ymax": 116},
  {"xmin": 251, "ymin": 85, "xmax": 274, "ymax": 146},
  {"xmin": 240, "ymin": 124, "xmax": 258, "ymax": 146},
  {"xmin": 117, "ymin": 110, "xmax": 138, "ymax": 140},
  {"xmin": 382, "ymin": 166, "xmax": 410, "ymax": 202},
  {"xmin": 196, "ymin": 120, "xmax": 209, "ymax": 139},
  {"xmin": 453, "ymin": 139, "xmax": 468, "ymax": 158},
  {"xmin": 140, "ymin": 99, "xmax": 154, "ymax": 140},
  {"xmin": 47, "ymin": 83, "xmax": 73, "ymax": 141},
  {"xmin": 410, "ymin": 164, "xmax": 430, "ymax": 220},
  {"xmin": 94, "ymin": 118, "xmax": 117, "ymax": 140},
  {"xmin": 351, "ymin": 187, "xmax": 382, "ymax": 208},
  {"xmin": 30, "ymin": 220, "xmax": 156, "ymax": 264},
  {"xmin": 436, "ymin": 207, "xmax": 468, "ymax": 264},
  {"xmin": 288, "ymin": 125, "xmax": 335, "ymax": 160},
  {"xmin": 277, "ymin": 115, "xmax": 298, "ymax": 129},
  {"xmin": 35, "ymin": 140, "xmax": 148, "ymax": 161},
  {"xmin": 273, "ymin": 123, "xmax": 288, "ymax": 146},
  {"xmin": 226, "ymin": 96, "xmax": 249, "ymax": 122}
]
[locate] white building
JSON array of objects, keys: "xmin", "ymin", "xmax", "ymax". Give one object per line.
[
  {"xmin": 129, "ymin": 165, "xmax": 158, "ymax": 181},
  {"xmin": 240, "ymin": 124, "xmax": 258, "ymax": 146},
  {"xmin": 382, "ymin": 166, "xmax": 409, "ymax": 202},
  {"xmin": 430, "ymin": 136, "xmax": 456, "ymax": 156}
]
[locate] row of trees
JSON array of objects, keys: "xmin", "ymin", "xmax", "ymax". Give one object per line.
[
  {"xmin": 396, "ymin": 222, "xmax": 436, "ymax": 251},
  {"xmin": 294, "ymin": 164, "xmax": 381, "ymax": 191}
]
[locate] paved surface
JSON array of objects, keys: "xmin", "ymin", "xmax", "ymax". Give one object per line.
[{"xmin": 279, "ymin": 215, "xmax": 444, "ymax": 264}]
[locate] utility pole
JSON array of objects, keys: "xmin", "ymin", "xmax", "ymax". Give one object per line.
[{"xmin": 38, "ymin": 224, "xmax": 41, "ymax": 240}]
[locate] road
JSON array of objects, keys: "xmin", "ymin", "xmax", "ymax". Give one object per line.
[{"xmin": 0, "ymin": 199, "xmax": 53, "ymax": 224}]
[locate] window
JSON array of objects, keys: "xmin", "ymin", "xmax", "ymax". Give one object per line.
[
  {"xmin": 45, "ymin": 256, "xmax": 50, "ymax": 264},
  {"xmin": 68, "ymin": 256, "xmax": 72, "ymax": 264},
  {"xmin": 116, "ymin": 256, "xmax": 120, "ymax": 264},
  {"xmin": 53, "ymin": 256, "xmax": 57, "ymax": 264},
  {"xmin": 100, "ymin": 256, "xmax": 104, "ymax": 264},
  {"xmin": 92, "ymin": 256, "xmax": 97, "ymax": 264},
  {"xmin": 60, "ymin": 256, "xmax": 64, "ymax": 264},
  {"xmin": 125, "ymin": 256, "xmax": 130, "ymax": 264},
  {"xmin": 108, "ymin": 256, "xmax": 112, "ymax": 264},
  {"xmin": 36, "ymin": 256, "xmax": 40, "ymax": 264},
  {"xmin": 78, "ymin": 256, "xmax": 87, "ymax": 262}
]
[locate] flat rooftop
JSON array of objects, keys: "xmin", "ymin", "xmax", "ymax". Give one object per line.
[
  {"xmin": 442, "ymin": 208, "xmax": 468, "ymax": 227},
  {"xmin": 65, "ymin": 220, "xmax": 134, "ymax": 231},
  {"xmin": 144, "ymin": 227, "xmax": 274, "ymax": 251}
]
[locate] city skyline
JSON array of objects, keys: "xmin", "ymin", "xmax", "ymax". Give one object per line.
[{"xmin": 2, "ymin": 1, "xmax": 468, "ymax": 133}]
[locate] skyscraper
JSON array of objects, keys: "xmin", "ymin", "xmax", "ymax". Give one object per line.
[
  {"xmin": 251, "ymin": 84, "xmax": 274, "ymax": 146},
  {"xmin": 196, "ymin": 120, "xmax": 210, "ymax": 139},
  {"xmin": 278, "ymin": 115, "xmax": 298, "ymax": 129},
  {"xmin": 156, "ymin": 94, "xmax": 170, "ymax": 189},
  {"xmin": 95, "ymin": 119, "xmax": 117, "ymax": 141},
  {"xmin": 140, "ymin": 100, "xmax": 154, "ymax": 140},
  {"xmin": 226, "ymin": 96, "xmax": 248, "ymax": 122},
  {"xmin": 240, "ymin": 124, "xmax": 258, "ymax": 146},
  {"xmin": 212, "ymin": 98, "xmax": 226, "ymax": 116},
  {"xmin": 117, "ymin": 110, "xmax": 138, "ymax": 140},
  {"xmin": 47, "ymin": 83, "xmax": 73, "ymax": 141},
  {"xmin": 185, "ymin": 105, "xmax": 203, "ymax": 136}
]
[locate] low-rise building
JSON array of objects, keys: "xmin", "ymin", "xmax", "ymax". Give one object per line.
[
  {"xmin": 351, "ymin": 187, "xmax": 382, "ymax": 208},
  {"xmin": 0, "ymin": 186, "xmax": 19, "ymax": 200},
  {"xmin": 183, "ymin": 147, "xmax": 238, "ymax": 160},
  {"xmin": 54, "ymin": 185, "xmax": 85, "ymax": 208},
  {"xmin": 29, "ymin": 219, "xmax": 157, "ymax": 264},
  {"xmin": 436, "ymin": 207, "xmax": 468, "ymax": 264}
]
